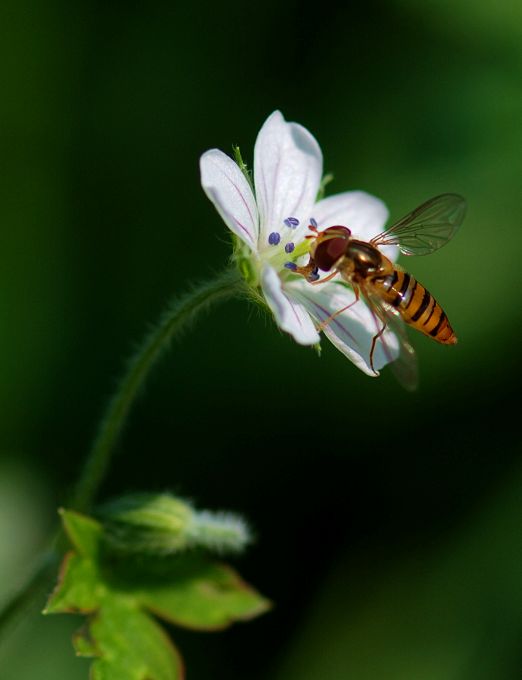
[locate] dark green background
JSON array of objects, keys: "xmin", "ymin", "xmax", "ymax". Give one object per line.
[{"xmin": 1, "ymin": 1, "xmax": 521, "ymax": 678}]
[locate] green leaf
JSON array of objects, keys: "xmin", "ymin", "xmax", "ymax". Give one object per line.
[
  {"xmin": 73, "ymin": 623, "xmax": 98, "ymax": 656},
  {"xmin": 132, "ymin": 555, "xmax": 271, "ymax": 630},
  {"xmin": 44, "ymin": 552, "xmax": 104, "ymax": 614},
  {"xmin": 60, "ymin": 508, "xmax": 103, "ymax": 559},
  {"xmin": 73, "ymin": 597, "xmax": 184, "ymax": 680}
]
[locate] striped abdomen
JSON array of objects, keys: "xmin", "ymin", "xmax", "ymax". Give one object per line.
[{"xmin": 377, "ymin": 269, "xmax": 457, "ymax": 344}]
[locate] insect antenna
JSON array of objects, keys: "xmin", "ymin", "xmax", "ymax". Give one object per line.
[{"xmin": 306, "ymin": 223, "xmax": 320, "ymax": 239}]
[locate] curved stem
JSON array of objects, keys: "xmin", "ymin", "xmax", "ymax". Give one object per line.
[
  {"xmin": 70, "ymin": 267, "xmax": 244, "ymax": 513},
  {"xmin": 0, "ymin": 267, "xmax": 244, "ymax": 640}
]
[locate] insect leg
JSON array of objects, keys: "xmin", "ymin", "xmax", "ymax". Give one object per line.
[
  {"xmin": 361, "ymin": 288, "xmax": 418, "ymax": 389},
  {"xmin": 294, "ymin": 256, "xmax": 317, "ymax": 281},
  {"xmin": 316, "ymin": 285, "xmax": 360, "ymax": 333},
  {"xmin": 369, "ymin": 314, "xmax": 388, "ymax": 375},
  {"xmin": 311, "ymin": 270, "xmax": 339, "ymax": 285}
]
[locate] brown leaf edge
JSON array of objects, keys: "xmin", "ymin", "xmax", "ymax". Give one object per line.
[{"xmin": 141, "ymin": 562, "xmax": 272, "ymax": 632}]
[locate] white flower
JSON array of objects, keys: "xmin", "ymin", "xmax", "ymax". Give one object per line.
[{"xmin": 200, "ymin": 111, "xmax": 399, "ymax": 377}]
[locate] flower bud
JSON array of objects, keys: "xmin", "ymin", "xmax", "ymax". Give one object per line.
[{"xmin": 98, "ymin": 493, "xmax": 251, "ymax": 556}]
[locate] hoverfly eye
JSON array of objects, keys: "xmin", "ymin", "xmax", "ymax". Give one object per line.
[
  {"xmin": 314, "ymin": 236, "xmax": 348, "ymax": 271},
  {"xmin": 323, "ymin": 225, "xmax": 351, "ymax": 238}
]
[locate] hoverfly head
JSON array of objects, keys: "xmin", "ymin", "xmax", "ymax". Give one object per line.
[{"xmin": 311, "ymin": 225, "xmax": 352, "ymax": 271}]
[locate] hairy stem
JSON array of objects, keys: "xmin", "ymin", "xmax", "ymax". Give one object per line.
[
  {"xmin": 0, "ymin": 267, "xmax": 244, "ymax": 639},
  {"xmin": 71, "ymin": 267, "xmax": 244, "ymax": 512}
]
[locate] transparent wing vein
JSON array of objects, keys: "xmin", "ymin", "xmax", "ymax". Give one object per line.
[{"xmin": 371, "ymin": 193, "xmax": 467, "ymax": 256}]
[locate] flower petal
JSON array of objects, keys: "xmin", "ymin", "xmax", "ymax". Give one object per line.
[
  {"xmin": 200, "ymin": 149, "xmax": 259, "ymax": 252},
  {"xmin": 254, "ymin": 111, "xmax": 322, "ymax": 248},
  {"xmin": 288, "ymin": 279, "xmax": 400, "ymax": 376},
  {"xmin": 313, "ymin": 191, "xmax": 397, "ymax": 261},
  {"xmin": 261, "ymin": 265, "xmax": 320, "ymax": 345}
]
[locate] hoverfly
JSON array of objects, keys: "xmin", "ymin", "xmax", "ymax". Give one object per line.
[{"xmin": 296, "ymin": 193, "xmax": 467, "ymax": 390}]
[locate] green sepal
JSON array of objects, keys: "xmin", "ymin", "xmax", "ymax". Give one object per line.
[
  {"xmin": 99, "ymin": 493, "xmax": 193, "ymax": 555},
  {"xmin": 232, "ymin": 145, "xmax": 254, "ymax": 193},
  {"xmin": 316, "ymin": 172, "xmax": 334, "ymax": 201}
]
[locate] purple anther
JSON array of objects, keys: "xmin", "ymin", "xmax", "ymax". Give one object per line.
[
  {"xmin": 285, "ymin": 242, "xmax": 295, "ymax": 254},
  {"xmin": 310, "ymin": 217, "xmax": 318, "ymax": 228},
  {"xmin": 283, "ymin": 217, "xmax": 300, "ymax": 228},
  {"xmin": 284, "ymin": 262, "xmax": 297, "ymax": 271},
  {"xmin": 268, "ymin": 231, "xmax": 281, "ymax": 245}
]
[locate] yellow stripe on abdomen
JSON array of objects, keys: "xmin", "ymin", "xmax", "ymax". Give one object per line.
[{"xmin": 380, "ymin": 269, "xmax": 457, "ymax": 344}]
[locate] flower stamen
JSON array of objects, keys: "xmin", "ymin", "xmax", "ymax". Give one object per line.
[
  {"xmin": 283, "ymin": 217, "xmax": 299, "ymax": 228},
  {"xmin": 285, "ymin": 242, "xmax": 295, "ymax": 253},
  {"xmin": 268, "ymin": 232, "xmax": 281, "ymax": 245}
]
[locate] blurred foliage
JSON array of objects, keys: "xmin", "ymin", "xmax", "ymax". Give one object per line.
[
  {"xmin": 0, "ymin": 0, "xmax": 521, "ymax": 678},
  {"xmin": 276, "ymin": 455, "xmax": 522, "ymax": 680}
]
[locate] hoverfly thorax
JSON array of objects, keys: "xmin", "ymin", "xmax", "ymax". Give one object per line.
[
  {"xmin": 345, "ymin": 240, "xmax": 385, "ymax": 277},
  {"xmin": 310, "ymin": 225, "xmax": 352, "ymax": 271}
]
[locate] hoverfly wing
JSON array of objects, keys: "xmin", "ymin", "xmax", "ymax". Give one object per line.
[
  {"xmin": 361, "ymin": 287, "xmax": 418, "ymax": 391},
  {"xmin": 370, "ymin": 193, "xmax": 466, "ymax": 256}
]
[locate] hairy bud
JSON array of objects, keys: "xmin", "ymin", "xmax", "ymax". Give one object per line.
[{"xmin": 98, "ymin": 493, "xmax": 252, "ymax": 556}]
